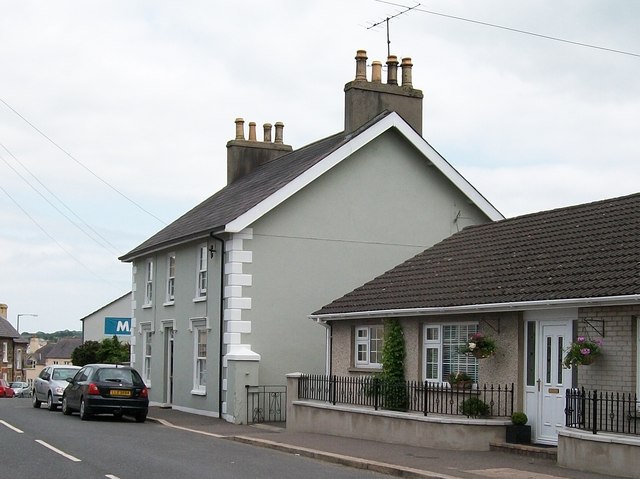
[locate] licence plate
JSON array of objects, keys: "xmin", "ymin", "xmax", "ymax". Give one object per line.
[{"xmin": 110, "ymin": 389, "xmax": 131, "ymax": 397}]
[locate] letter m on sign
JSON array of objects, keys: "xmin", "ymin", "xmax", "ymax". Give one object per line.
[{"xmin": 104, "ymin": 317, "xmax": 132, "ymax": 336}]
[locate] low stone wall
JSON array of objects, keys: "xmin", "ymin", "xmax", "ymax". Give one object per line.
[
  {"xmin": 286, "ymin": 373, "xmax": 509, "ymax": 451},
  {"xmin": 558, "ymin": 428, "xmax": 640, "ymax": 479}
]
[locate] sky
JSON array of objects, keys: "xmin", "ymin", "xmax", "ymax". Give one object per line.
[{"xmin": 1, "ymin": 1, "xmax": 639, "ymax": 333}]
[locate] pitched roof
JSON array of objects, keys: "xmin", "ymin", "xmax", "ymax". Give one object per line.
[
  {"xmin": 120, "ymin": 112, "xmax": 502, "ymax": 261},
  {"xmin": 0, "ymin": 317, "xmax": 19, "ymax": 339},
  {"xmin": 312, "ymin": 192, "xmax": 640, "ymax": 318},
  {"xmin": 46, "ymin": 338, "xmax": 82, "ymax": 360}
]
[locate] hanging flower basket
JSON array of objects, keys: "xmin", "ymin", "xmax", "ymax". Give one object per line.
[
  {"xmin": 563, "ymin": 336, "xmax": 602, "ymax": 368},
  {"xmin": 459, "ymin": 332, "xmax": 496, "ymax": 359}
]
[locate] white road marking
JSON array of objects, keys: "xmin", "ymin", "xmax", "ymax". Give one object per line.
[
  {"xmin": 0, "ymin": 420, "xmax": 24, "ymax": 433},
  {"xmin": 105, "ymin": 475, "xmax": 121, "ymax": 479},
  {"xmin": 35, "ymin": 439, "xmax": 82, "ymax": 462}
]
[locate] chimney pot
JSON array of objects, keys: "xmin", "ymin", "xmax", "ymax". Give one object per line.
[
  {"xmin": 355, "ymin": 49, "xmax": 368, "ymax": 81},
  {"xmin": 401, "ymin": 57, "xmax": 413, "ymax": 87},
  {"xmin": 386, "ymin": 55, "xmax": 399, "ymax": 85},
  {"xmin": 248, "ymin": 122, "xmax": 257, "ymax": 141},
  {"xmin": 371, "ymin": 61, "xmax": 382, "ymax": 82},
  {"xmin": 263, "ymin": 123, "xmax": 272, "ymax": 142},
  {"xmin": 274, "ymin": 122, "xmax": 284, "ymax": 144},
  {"xmin": 234, "ymin": 118, "xmax": 245, "ymax": 140}
]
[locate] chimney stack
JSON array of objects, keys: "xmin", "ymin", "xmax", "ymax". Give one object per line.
[
  {"xmin": 0, "ymin": 303, "xmax": 7, "ymax": 319},
  {"xmin": 227, "ymin": 118, "xmax": 293, "ymax": 184},
  {"xmin": 344, "ymin": 50, "xmax": 423, "ymax": 134}
]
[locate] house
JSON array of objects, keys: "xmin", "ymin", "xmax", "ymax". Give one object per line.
[
  {"xmin": 25, "ymin": 338, "xmax": 82, "ymax": 386},
  {"xmin": 80, "ymin": 292, "xmax": 132, "ymax": 343},
  {"xmin": 310, "ymin": 192, "xmax": 640, "ymax": 469},
  {"xmin": 119, "ymin": 50, "xmax": 503, "ymax": 423},
  {"xmin": 0, "ymin": 303, "xmax": 23, "ymax": 382}
]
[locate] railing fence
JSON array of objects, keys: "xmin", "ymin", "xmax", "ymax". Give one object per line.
[
  {"xmin": 565, "ymin": 387, "xmax": 640, "ymax": 436},
  {"xmin": 246, "ymin": 385, "xmax": 287, "ymax": 424}
]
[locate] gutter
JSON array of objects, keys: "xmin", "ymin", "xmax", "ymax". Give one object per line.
[{"xmin": 309, "ymin": 294, "xmax": 640, "ymax": 322}]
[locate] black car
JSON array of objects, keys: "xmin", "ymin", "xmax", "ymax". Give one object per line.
[{"xmin": 62, "ymin": 364, "xmax": 149, "ymax": 422}]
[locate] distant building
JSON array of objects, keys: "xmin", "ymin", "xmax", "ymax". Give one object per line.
[
  {"xmin": 0, "ymin": 303, "xmax": 28, "ymax": 382},
  {"xmin": 80, "ymin": 292, "xmax": 132, "ymax": 343}
]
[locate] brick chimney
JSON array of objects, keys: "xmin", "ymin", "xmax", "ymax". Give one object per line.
[
  {"xmin": 226, "ymin": 118, "xmax": 293, "ymax": 184},
  {"xmin": 344, "ymin": 50, "xmax": 423, "ymax": 134}
]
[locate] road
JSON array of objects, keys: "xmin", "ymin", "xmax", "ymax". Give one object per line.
[{"xmin": 0, "ymin": 398, "xmax": 389, "ymax": 479}]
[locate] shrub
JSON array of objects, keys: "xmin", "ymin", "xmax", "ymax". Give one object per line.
[
  {"xmin": 511, "ymin": 412, "xmax": 528, "ymax": 425},
  {"xmin": 460, "ymin": 397, "xmax": 490, "ymax": 417}
]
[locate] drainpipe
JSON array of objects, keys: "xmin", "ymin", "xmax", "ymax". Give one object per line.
[{"xmin": 210, "ymin": 232, "xmax": 225, "ymax": 418}]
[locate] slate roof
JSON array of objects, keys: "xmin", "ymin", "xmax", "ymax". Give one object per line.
[
  {"xmin": 120, "ymin": 124, "xmax": 360, "ymax": 261},
  {"xmin": 0, "ymin": 317, "xmax": 19, "ymax": 339},
  {"xmin": 313, "ymin": 192, "xmax": 640, "ymax": 317},
  {"xmin": 46, "ymin": 338, "xmax": 82, "ymax": 360}
]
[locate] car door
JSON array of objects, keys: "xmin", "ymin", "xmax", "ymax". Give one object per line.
[
  {"xmin": 65, "ymin": 367, "xmax": 89, "ymax": 409},
  {"xmin": 35, "ymin": 367, "xmax": 50, "ymax": 400}
]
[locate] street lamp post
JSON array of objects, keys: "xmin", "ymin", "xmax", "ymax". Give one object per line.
[{"xmin": 17, "ymin": 313, "xmax": 38, "ymax": 334}]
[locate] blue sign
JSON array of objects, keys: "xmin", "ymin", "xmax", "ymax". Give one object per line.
[{"xmin": 104, "ymin": 317, "xmax": 132, "ymax": 336}]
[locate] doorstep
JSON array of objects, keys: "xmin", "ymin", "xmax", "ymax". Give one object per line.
[{"xmin": 490, "ymin": 441, "xmax": 557, "ymax": 460}]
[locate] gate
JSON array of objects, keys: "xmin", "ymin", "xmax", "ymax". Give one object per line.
[{"xmin": 246, "ymin": 385, "xmax": 287, "ymax": 424}]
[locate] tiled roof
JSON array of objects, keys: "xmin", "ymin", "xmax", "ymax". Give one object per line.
[
  {"xmin": 0, "ymin": 317, "xmax": 19, "ymax": 339},
  {"xmin": 119, "ymin": 126, "xmax": 360, "ymax": 261},
  {"xmin": 313, "ymin": 193, "xmax": 640, "ymax": 316},
  {"xmin": 46, "ymin": 338, "xmax": 82, "ymax": 360}
]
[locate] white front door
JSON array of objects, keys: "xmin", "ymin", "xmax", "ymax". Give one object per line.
[{"xmin": 524, "ymin": 310, "xmax": 575, "ymax": 445}]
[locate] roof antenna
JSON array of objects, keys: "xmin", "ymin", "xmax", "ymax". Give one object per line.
[{"xmin": 367, "ymin": 3, "xmax": 420, "ymax": 57}]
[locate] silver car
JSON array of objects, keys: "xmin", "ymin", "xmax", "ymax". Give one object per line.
[
  {"xmin": 10, "ymin": 381, "xmax": 30, "ymax": 398},
  {"xmin": 33, "ymin": 365, "xmax": 81, "ymax": 410}
]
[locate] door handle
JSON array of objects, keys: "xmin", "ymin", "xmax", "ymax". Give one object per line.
[{"xmin": 537, "ymin": 379, "xmax": 541, "ymax": 392}]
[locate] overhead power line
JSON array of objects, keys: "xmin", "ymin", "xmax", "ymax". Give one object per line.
[
  {"xmin": 375, "ymin": 0, "xmax": 640, "ymax": 59},
  {"xmin": 0, "ymin": 97, "xmax": 168, "ymax": 225}
]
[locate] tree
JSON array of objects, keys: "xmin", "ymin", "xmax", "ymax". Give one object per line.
[
  {"xmin": 97, "ymin": 336, "xmax": 130, "ymax": 364},
  {"xmin": 71, "ymin": 340, "xmax": 101, "ymax": 366}
]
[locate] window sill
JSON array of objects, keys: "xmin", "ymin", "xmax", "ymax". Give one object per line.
[
  {"xmin": 190, "ymin": 389, "xmax": 206, "ymax": 396},
  {"xmin": 348, "ymin": 366, "xmax": 382, "ymax": 373},
  {"xmin": 142, "ymin": 304, "xmax": 152, "ymax": 309},
  {"xmin": 163, "ymin": 301, "xmax": 175, "ymax": 307},
  {"xmin": 192, "ymin": 297, "xmax": 207, "ymax": 303}
]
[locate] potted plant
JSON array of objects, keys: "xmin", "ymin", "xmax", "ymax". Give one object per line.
[
  {"xmin": 447, "ymin": 372, "xmax": 473, "ymax": 390},
  {"xmin": 460, "ymin": 397, "xmax": 490, "ymax": 418},
  {"xmin": 563, "ymin": 336, "xmax": 603, "ymax": 367},
  {"xmin": 506, "ymin": 412, "xmax": 531, "ymax": 444},
  {"xmin": 460, "ymin": 332, "xmax": 496, "ymax": 359}
]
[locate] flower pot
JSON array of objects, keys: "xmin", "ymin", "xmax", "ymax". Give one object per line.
[
  {"xmin": 472, "ymin": 350, "xmax": 492, "ymax": 359},
  {"xmin": 449, "ymin": 380, "xmax": 473, "ymax": 390},
  {"xmin": 506, "ymin": 424, "xmax": 531, "ymax": 444},
  {"xmin": 580, "ymin": 355, "xmax": 597, "ymax": 365}
]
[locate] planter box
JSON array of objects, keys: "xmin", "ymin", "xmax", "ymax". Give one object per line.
[{"xmin": 506, "ymin": 424, "xmax": 531, "ymax": 444}]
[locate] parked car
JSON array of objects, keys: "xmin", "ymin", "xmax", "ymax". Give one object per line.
[
  {"xmin": 10, "ymin": 381, "xmax": 30, "ymax": 397},
  {"xmin": 62, "ymin": 364, "xmax": 148, "ymax": 422},
  {"xmin": 33, "ymin": 365, "xmax": 81, "ymax": 410},
  {"xmin": 0, "ymin": 379, "xmax": 15, "ymax": 398}
]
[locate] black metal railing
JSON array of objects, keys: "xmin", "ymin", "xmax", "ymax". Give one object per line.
[
  {"xmin": 298, "ymin": 374, "xmax": 513, "ymax": 418},
  {"xmin": 246, "ymin": 385, "xmax": 287, "ymax": 424},
  {"xmin": 566, "ymin": 387, "xmax": 640, "ymax": 436}
]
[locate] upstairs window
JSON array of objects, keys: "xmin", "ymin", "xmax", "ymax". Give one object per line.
[
  {"xmin": 355, "ymin": 325, "xmax": 384, "ymax": 368},
  {"xmin": 144, "ymin": 258, "xmax": 154, "ymax": 306},
  {"xmin": 196, "ymin": 244, "xmax": 207, "ymax": 298},
  {"xmin": 166, "ymin": 253, "xmax": 176, "ymax": 303}
]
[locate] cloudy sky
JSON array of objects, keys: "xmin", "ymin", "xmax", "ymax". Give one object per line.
[{"xmin": 1, "ymin": 1, "xmax": 639, "ymax": 333}]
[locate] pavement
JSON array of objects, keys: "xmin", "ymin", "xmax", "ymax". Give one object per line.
[{"xmin": 146, "ymin": 406, "xmax": 620, "ymax": 479}]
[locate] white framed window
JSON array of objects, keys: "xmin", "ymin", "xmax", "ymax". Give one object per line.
[
  {"xmin": 2, "ymin": 342, "xmax": 7, "ymax": 362},
  {"xmin": 144, "ymin": 258, "xmax": 154, "ymax": 306},
  {"xmin": 142, "ymin": 329, "xmax": 152, "ymax": 385},
  {"xmin": 166, "ymin": 253, "xmax": 176, "ymax": 304},
  {"xmin": 15, "ymin": 348, "xmax": 22, "ymax": 370},
  {"xmin": 355, "ymin": 325, "xmax": 384, "ymax": 368},
  {"xmin": 192, "ymin": 324, "xmax": 207, "ymax": 394},
  {"xmin": 196, "ymin": 244, "xmax": 207, "ymax": 299},
  {"xmin": 423, "ymin": 323, "xmax": 479, "ymax": 383}
]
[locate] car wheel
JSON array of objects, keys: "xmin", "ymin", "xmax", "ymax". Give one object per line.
[
  {"xmin": 32, "ymin": 391, "xmax": 41, "ymax": 408},
  {"xmin": 79, "ymin": 397, "xmax": 91, "ymax": 421},
  {"xmin": 62, "ymin": 396, "xmax": 72, "ymax": 415},
  {"xmin": 135, "ymin": 412, "xmax": 147, "ymax": 423},
  {"xmin": 47, "ymin": 393, "xmax": 57, "ymax": 411}
]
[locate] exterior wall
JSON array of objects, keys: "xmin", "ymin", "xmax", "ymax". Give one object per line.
[
  {"xmin": 0, "ymin": 339, "xmax": 15, "ymax": 381},
  {"xmin": 81, "ymin": 293, "xmax": 132, "ymax": 343},
  {"xmin": 576, "ymin": 305, "xmax": 639, "ymax": 394}
]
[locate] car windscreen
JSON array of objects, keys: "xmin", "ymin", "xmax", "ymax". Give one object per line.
[
  {"xmin": 52, "ymin": 369, "xmax": 78, "ymax": 380},
  {"xmin": 95, "ymin": 369, "xmax": 139, "ymax": 385}
]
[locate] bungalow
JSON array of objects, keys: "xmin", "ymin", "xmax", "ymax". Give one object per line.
[
  {"xmin": 119, "ymin": 50, "xmax": 502, "ymax": 423},
  {"xmin": 311, "ymin": 192, "xmax": 640, "ymax": 454}
]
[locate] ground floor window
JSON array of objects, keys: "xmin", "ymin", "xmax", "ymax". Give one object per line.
[
  {"xmin": 423, "ymin": 323, "xmax": 479, "ymax": 383},
  {"xmin": 355, "ymin": 325, "xmax": 384, "ymax": 368},
  {"xmin": 193, "ymin": 326, "xmax": 207, "ymax": 393}
]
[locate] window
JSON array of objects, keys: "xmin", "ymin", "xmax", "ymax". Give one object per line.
[
  {"xmin": 423, "ymin": 323, "xmax": 479, "ymax": 383},
  {"xmin": 15, "ymin": 348, "xmax": 22, "ymax": 370},
  {"xmin": 144, "ymin": 258, "xmax": 154, "ymax": 305},
  {"xmin": 193, "ymin": 327, "xmax": 207, "ymax": 393},
  {"xmin": 355, "ymin": 325, "xmax": 384, "ymax": 368},
  {"xmin": 166, "ymin": 253, "xmax": 176, "ymax": 303},
  {"xmin": 196, "ymin": 244, "xmax": 207, "ymax": 298},
  {"xmin": 1, "ymin": 342, "xmax": 7, "ymax": 362},
  {"xmin": 143, "ymin": 329, "xmax": 152, "ymax": 384}
]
